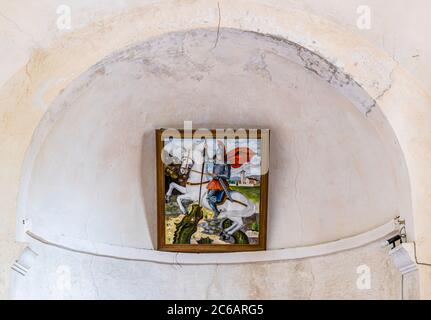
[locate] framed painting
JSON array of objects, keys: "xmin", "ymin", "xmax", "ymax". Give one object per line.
[{"xmin": 156, "ymin": 128, "xmax": 269, "ymax": 252}]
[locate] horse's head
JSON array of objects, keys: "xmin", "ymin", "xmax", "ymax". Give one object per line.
[
  {"xmin": 179, "ymin": 155, "xmax": 194, "ymax": 175},
  {"xmin": 192, "ymin": 138, "xmax": 206, "ymax": 150},
  {"xmin": 191, "ymin": 138, "xmax": 207, "ymax": 165}
]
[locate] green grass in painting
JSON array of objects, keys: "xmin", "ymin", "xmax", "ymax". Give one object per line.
[
  {"xmin": 230, "ymin": 186, "xmax": 260, "ymax": 206},
  {"xmin": 251, "ymin": 221, "xmax": 259, "ymax": 231}
]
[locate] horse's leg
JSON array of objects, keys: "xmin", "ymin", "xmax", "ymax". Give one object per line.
[
  {"xmin": 222, "ymin": 216, "xmax": 242, "ymax": 234},
  {"xmin": 166, "ymin": 182, "xmax": 186, "ymax": 201},
  {"xmin": 215, "ymin": 212, "xmax": 227, "ymax": 229},
  {"xmin": 176, "ymin": 194, "xmax": 191, "ymax": 214},
  {"xmin": 165, "ymin": 183, "xmax": 177, "ymax": 201},
  {"xmin": 219, "ymin": 219, "xmax": 239, "ymax": 241},
  {"xmin": 223, "ymin": 222, "xmax": 237, "ymax": 234},
  {"xmin": 174, "ymin": 183, "xmax": 187, "ymax": 194},
  {"xmin": 165, "ymin": 183, "xmax": 174, "ymax": 201},
  {"xmin": 226, "ymin": 217, "xmax": 244, "ymax": 235}
]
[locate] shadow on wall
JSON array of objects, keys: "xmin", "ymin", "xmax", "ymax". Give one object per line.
[{"xmin": 140, "ymin": 130, "xmax": 158, "ymax": 248}]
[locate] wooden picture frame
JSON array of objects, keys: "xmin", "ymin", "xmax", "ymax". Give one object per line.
[{"xmin": 156, "ymin": 128, "xmax": 269, "ymax": 253}]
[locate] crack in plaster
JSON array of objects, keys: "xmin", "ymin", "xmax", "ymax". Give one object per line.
[
  {"xmin": 205, "ymin": 264, "xmax": 219, "ymax": 299},
  {"xmin": 83, "ymin": 28, "xmax": 382, "ymax": 117},
  {"xmin": 307, "ymin": 262, "xmax": 316, "ymax": 299},
  {"xmin": 246, "ymin": 31, "xmax": 355, "ymax": 88},
  {"xmin": 242, "ymin": 30, "xmax": 385, "ymax": 116},
  {"xmin": 213, "ymin": 2, "xmax": 221, "ymax": 49},
  {"xmin": 296, "ymin": 46, "xmax": 353, "ymax": 88},
  {"xmin": 0, "ymin": 10, "xmax": 39, "ymax": 47},
  {"xmin": 293, "ymin": 135, "xmax": 304, "ymax": 242},
  {"xmin": 90, "ymin": 256, "xmax": 100, "ymax": 299},
  {"xmin": 366, "ymin": 67, "xmax": 395, "ymax": 117},
  {"xmin": 24, "ymin": 62, "xmax": 33, "ymax": 86}
]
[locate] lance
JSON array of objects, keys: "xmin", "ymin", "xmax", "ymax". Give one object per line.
[{"xmin": 198, "ymin": 142, "xmax": 206, "ymax": 206}]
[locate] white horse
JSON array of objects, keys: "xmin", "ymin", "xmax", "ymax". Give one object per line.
[{"xmin": 165, "ymin": 140, "xmax": 256, "ymax": 237}]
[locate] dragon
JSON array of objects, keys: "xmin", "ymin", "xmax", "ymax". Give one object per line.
[{"xmin": 173, "ymin": 204, "xmax": 249, "ymax": 245}]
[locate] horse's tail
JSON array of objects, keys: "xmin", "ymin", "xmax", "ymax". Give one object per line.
[
  {"xmin": 227, "ymin": 192, "xmax": 256, "ymax": 217},
  {"xmin": 245, "ymin": 198, "xmax": 256, "ymax": 217}
]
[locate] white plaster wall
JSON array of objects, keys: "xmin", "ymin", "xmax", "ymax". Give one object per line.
[
  {"xmin": 2, "ymin": 0, "xmax": 431, "ymax": 299},
  {"xmin": 8, "ymin": 29, "xmax": 410, "ymax": 299},
  {"xmin": 1, "ymin": 0, "xmax": 430, "ymax": 95},
  {"xmin": 24, "ymin": 29, "xmax": 405, "ymax": 250},
  {"xmin": 10, "ymin": 239, "xmax": 402, "ymax": 300}
]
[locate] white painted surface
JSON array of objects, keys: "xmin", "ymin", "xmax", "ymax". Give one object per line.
[
  {"xmin": 10, "ymin": 239, "xmax": 402, "ymax": 299},
  {"xmin": 21, "ymin": 29, "xmax": 407, "ymax": 251},
  {"xmin": 25, "ymin": 219, "xmax": 396, "ymax": 264},
  {"xmin": 2, "ymin": 0, "xmax": 430, "ymax": 299}
]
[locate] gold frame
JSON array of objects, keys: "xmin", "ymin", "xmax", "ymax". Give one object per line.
[{"xmin": 156, "ymin": 129, "xmax": 269, "ymax": 253}]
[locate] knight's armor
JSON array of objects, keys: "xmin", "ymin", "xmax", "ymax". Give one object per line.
[{"xmin": 207, "ymin": 158, "xmax": 231, "ymax": 218}]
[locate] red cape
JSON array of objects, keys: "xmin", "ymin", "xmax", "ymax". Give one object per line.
[{"xmin": 227, "ymin": 147, "xmax": 255, "ymax": 168}]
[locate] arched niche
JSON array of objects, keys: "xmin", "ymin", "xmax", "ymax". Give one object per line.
[
  {"xmin": 16, "ymin": 27, "xmax": 411, "ymax": 260},
  {"xmin": 1, "ymin": 1, "xmax": 426, "ymax": 276}
]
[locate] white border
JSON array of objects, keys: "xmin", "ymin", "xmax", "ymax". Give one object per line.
[{"xmin": 26, "ymin": 219, "xmax": 396, "ymax": 264}]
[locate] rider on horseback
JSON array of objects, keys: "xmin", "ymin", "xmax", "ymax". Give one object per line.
[{"xmin": 206, "ymin": 140, "xmax": 232, "ymax": 219}]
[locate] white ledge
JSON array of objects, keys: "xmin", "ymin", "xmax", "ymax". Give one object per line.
[{"xmin": 25, "ymin": 219, "xmax": 396, "ymax": 265}]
